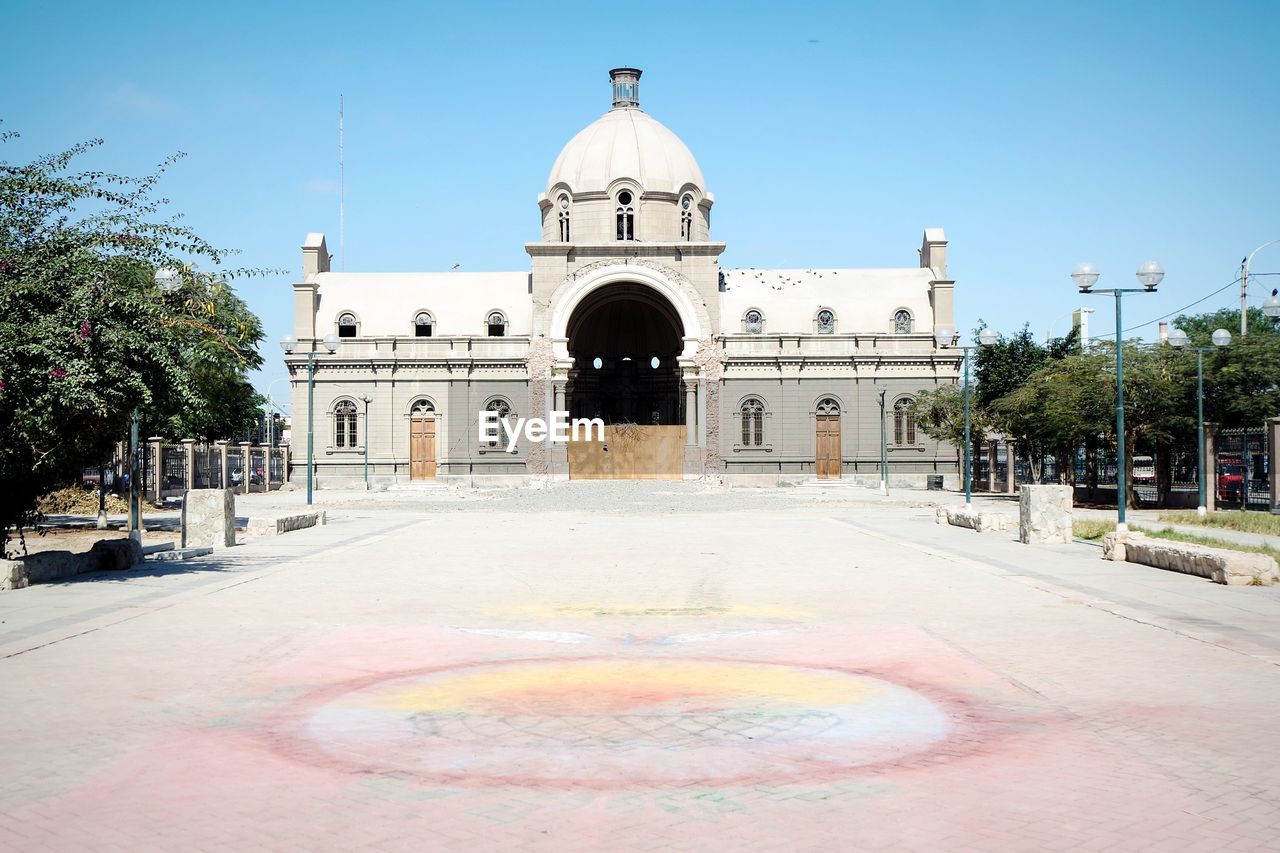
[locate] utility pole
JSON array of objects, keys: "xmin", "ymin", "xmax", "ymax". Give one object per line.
[{"xmin": 1241, "ymin": 256, "xmax": 1248, "ymax": 336}]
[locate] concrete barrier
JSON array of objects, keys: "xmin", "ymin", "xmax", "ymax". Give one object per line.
[
  {"xmin": 182, "ymin": 489, "xmax": 236, "ymax": 549},
  {"xmin": 1019, "ymin": 485, "xmax": 1073, "ymax": 544},
  {"xmin": 247, "ymin": 511, "xmax": 326, "ymax": 538},
  {"xmin": 935, "ymin": 505, "xmax": 1016, "ymax": 533},
  {"xmin": 2, "ymin": 538, "xmax": 142, "ymax": 588},
  {"xmin": 1103, "ymin": 531, "xmax": 1278, "ymax": 586}
]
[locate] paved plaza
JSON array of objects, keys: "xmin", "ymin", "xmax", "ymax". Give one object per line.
[{"xmin": 2, "ymin": 482, "xmax": 1280, "ymax": 851}]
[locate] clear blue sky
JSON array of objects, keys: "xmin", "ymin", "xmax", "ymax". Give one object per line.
[{"xmin": 4, "ymin": 0, "xmax": 1278, "ymax": 409}]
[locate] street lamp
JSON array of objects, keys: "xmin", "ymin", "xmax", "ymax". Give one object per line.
[
  {"xmin": 280, "ymin": 332, "xmax": 341, "ymax": 505},
  {"xmin": 934, "ymin": 325, "xmax": 998, "ymax": 506},
  {"xmin": 1167, "ymin": 326, "xmax": 1231, "ymax": 516},
  {"xmin": 1074, "ymin": 260, "xmax": 1163, "ymax": 531},
  {"xmin": 1264, "ymin": 288, "xmax": 1280, "ymax": 324},
  {"xmin": 361, "ymin": 394, "xmax": 373, "ymax": 490}
]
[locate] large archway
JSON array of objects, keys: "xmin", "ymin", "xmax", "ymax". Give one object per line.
[{"xmin": 567, "ymin": 283, "xmax": 685, "ymax": 425}]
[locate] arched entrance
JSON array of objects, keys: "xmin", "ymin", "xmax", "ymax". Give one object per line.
[
  {"xmin": 564, "ymin": 282, "xmax": 687, "ymax": 479},
  {"xmin": 566, "ymin": 283, "xmax": 685, "ymax": 425}
]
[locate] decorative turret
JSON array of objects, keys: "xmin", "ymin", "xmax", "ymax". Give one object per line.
[{"xmin": 610, "ymin": 68, "xmax": 642, "ymax": 109}]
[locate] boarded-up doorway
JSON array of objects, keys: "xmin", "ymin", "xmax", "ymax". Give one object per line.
[
  {"xmin": 568, "ymin": 425, "xmax": 684, "ymax": 480},
  {"xmin": 410, "ymin": 417, "xmax": 436, "ymax": 480},
  {"xmin": 816, "ymin": 414, "xmax": 841, "ymax": 480}
]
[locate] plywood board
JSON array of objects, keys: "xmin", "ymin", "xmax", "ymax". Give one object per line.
[{"xmin": 568, "ymin": 425, "xmax": 685, "ymax": 480}]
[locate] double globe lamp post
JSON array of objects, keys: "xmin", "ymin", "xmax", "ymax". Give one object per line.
[
  {"xmin": 933, "ymin": 325, "xmax": 998, "ymax": 506},
  {"xmin": 1166, "ymin": 326, "xmax": 1231, "ymax": 517},
  {"xmin": 280, "ymin": 333, "xmax": 342, "ymax": 505},
  {"xmin": 1072, "ymin": 260, "xmax": 1164, "ymax": 531}
]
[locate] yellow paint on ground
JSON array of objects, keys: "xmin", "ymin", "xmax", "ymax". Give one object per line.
[{"xmin": 380, "ymin": 661, "xmax": 871, "ymax": 713}]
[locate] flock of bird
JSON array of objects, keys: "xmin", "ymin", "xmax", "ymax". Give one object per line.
[{"xmin": 722, "ymin": 268, "xmax": 841, "ymax": 292}]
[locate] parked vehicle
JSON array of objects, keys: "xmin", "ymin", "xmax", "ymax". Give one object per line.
[
  {"xmin": 80, "ymin": 467, "xmax": 101, "ymax": 489},
  {"xmin": 1217, "ymin": 454, "xmax": 1243, "ymax": 502},
  {"xmin": 1131, "ymin": 455, "xmax": 1155, "ymax": 485}
]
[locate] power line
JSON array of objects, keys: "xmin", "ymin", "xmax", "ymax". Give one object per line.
[{"xmin": 1091, "ymin": 272, "xmax": 1280, "ymax": 339}]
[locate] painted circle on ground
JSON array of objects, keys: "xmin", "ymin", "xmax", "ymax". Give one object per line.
[{"xmin": 299, "ymin": 659, "xmax": 951, "ymax": 785}]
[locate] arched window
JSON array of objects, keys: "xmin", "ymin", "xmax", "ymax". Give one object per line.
[
  {"xmin": 741, "ymin": 398, "xmax": 765, "ymax": 447},
  {"xmin": 414, "ymin": 311, "xmax": 433, "ymax": 338},
  {"xmin": 743, "ymin": 309, "xmax": 764, "ymax": 334},
  {"xmin": 894, "ymin": 309, "xmax": 913, "ymax": 334},
  {"xmin": 894, "ymin": 397, "xmax": 916, "ymax": 445},
  {"xmin": 558, "ymin": 195, "xmax": 571, "ymax": 242},
  {"xmin": 680, "ymin": 194, "xmax": 694, "ymax": 241},
  {"xmin": 337, "ymin": 312, "xmax": 358, "ymax": 338},
  {"xmin": 410, "ymin": 398, "xmax": 435, "ymax": 417},
  {"xmin": 815, "ymin": 309, "xmax": 836, "ymax": 335},
  {"xmin": 487, "ymin": 311, "xmax": 507, "ymax": 337},
  {"xmin": 616, "ymin": 190, "xmax": 635, "ymax": 241},
  {"xmin": 484, "ymin": 398, "xmax": 512, "ymax": 449},
  {"xmin": 333, "ymin": 400, "xmax": 358, "ymax": 448},
  {"xmin": 816, "ymin": 397, "xmax": 841, "ymax": 415}
]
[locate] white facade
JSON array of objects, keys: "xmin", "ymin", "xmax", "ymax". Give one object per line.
[{"xmin": 285, "ymin": 68, "xmax": 962, "ymax": 487}]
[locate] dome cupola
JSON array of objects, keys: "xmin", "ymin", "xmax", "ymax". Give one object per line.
[
  {"xmin": 542, "ymin": 68, "xmax": 711, "ymax": 244},
  {"xmin": 546, "ymin": 68, "xmax": 706, "ymax": 198}
]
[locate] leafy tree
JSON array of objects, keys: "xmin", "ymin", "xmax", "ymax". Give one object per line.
[
  {"xmin": 907, "ymin": 384, "xmax": 991, "ymax": 459},
  {"xmin": 0, "ymin": 132, "xmax": 266, "ymax": 554},
  {"xmin": 1171, "ymin": 307, "xmax": 1280, "ymax": 429}
]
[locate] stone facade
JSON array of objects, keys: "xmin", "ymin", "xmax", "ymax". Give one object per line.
[{"xmin": 285, "ymin": 68, "xmax": 963, "ymax": 489}]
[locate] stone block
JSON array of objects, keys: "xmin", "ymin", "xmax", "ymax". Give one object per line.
[
  {"xmin": 182, "ymin": 489, "xmax": 236, "ymax": 549},
  {"xmin": 941, "ymin": 505, "xmax": 1015, "ymax": 533},
  {"xmin": 89, "ymin": 538, "xmax": 142, "ymax": 571},
  {"xmin": 1115, "ymin": 535, "xmax": 1278, "ymax": 586},
  {"xmin": 20, "ymin": 550, "xmax": 86, "ymax": 583},
  {"xmin": 1019, "ymin": 485, "xmax": 1073, "ymax": 544},
  {"xmin": 0, "ymin": 560, "xmax": 28, "ymax": 591},
  {"xmin": 246, "ymin": 511, "xmax": 325, "ymax": 537}
]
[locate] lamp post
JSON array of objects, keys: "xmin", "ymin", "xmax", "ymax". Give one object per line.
[
  {"xmin": 934, "ymin": 325, "xmax": 998, "ymax": 506},
  {"xmin": 1167, "ymin": 326, "xmax": 1231, "ymax": 516},
  {"xmin": 280, "ymin": 333, "xmax": 341, "ymax": 505},
  {"xmin": 877, "ymin": 388, "xmax": 888, "ymax": 495},
  {"xmin": 1073, "ymin": 260, "xmax": 1163, "ymax": 531},
  {"xmin": 361, "ymin": 394, "xmax": 372, "ymax": 490}
]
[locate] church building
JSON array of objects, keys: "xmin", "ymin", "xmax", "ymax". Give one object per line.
[{"xmin": 284, "ymin": 68, "xmax": 963, "ymax": 487}]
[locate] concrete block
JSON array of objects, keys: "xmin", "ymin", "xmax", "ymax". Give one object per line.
[
  {"xmin": 0, "ymin": 560, "xmax": 28, "ymax": 591},
  {"xmin": 1110, "ymin": 533, "xmax": 1279, "ymax": 586},
  {"xmin": 89, "ymin": 538, "xmax": 142, "ymax": 571},
  {"xmin": 1019, "ymin": 485, "xmax": 1073, "ymax": 544},
  {"xmin": 246, "ymin": 511, "xmax": 326, "ymax": 537},
  {"xmin": 182, "ymin": 489, "xmax": 236, "ymax": 549},
  {"xmin": 939, "ymin": 505, "xmax": 1015, "ymax": 533}
]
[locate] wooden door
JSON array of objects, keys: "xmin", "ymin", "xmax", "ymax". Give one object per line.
[
  {"xmin": 410, "ymin": 417, "xmax": 436, "ymax": 480},
  {"xmin": 816, "ymin": 415, "xmax": 841, "ymax": 480}
]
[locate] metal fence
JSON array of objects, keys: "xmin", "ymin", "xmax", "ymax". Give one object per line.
[{"xmin": 1215, "ymin": 427, "xmax": 1271, "ymax": 510}]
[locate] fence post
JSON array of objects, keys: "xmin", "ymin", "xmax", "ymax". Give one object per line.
[
  {"xmin": 1005, "ymin": 441, "xmax": 1017, "ymax": 494},
  {"xmin": 1268, "ymin": 417, "xmax": 1280, "ymax": 515},
  {"xmin": 215, "ymin": 441, "xmax": 230, "ymax": 492},
  {"xmin": 238, "ymin": 442, "xmax": 252, "ymax": 495},
  {"xmin": 181, "ymin": 439, "xmax": 196, "ymax": 491},
  {"xmin": 1204, "ymin": 422, "xmax": 1219, "ymax": 513},
  {"xmin": 148, "ymin": 437, "xmax": 164, "ymax": 503}
]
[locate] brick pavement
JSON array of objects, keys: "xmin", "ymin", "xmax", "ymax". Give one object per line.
[{"xmin": 0, "ymin": 487, "xmax": 1278, "ymax": 851}]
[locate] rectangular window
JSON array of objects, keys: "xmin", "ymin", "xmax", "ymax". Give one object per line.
[{"xmin": 415, "ymin": 324, "xmax": 432, "ymax": 337}]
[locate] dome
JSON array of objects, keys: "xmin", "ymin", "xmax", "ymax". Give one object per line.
[{"xmin": 546, "ymin": 69, "xmax": 705, "ymax": 197}]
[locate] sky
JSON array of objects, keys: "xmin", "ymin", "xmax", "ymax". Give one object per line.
[{"xmin": 3, "ymin": 0, "xmax": 1278, "ymax": 411}]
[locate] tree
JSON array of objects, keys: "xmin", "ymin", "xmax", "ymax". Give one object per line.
[
  {"xmin": 1172, "ymin": 307, "xmax": 1280, "ymax": 429},
  {"xmin": 0, "ymin": 132, "xmax": 267, "ymax": 554},
  {"xmin": 908, "ymin": 384, "xmax": 991, "ymax": 455}
]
